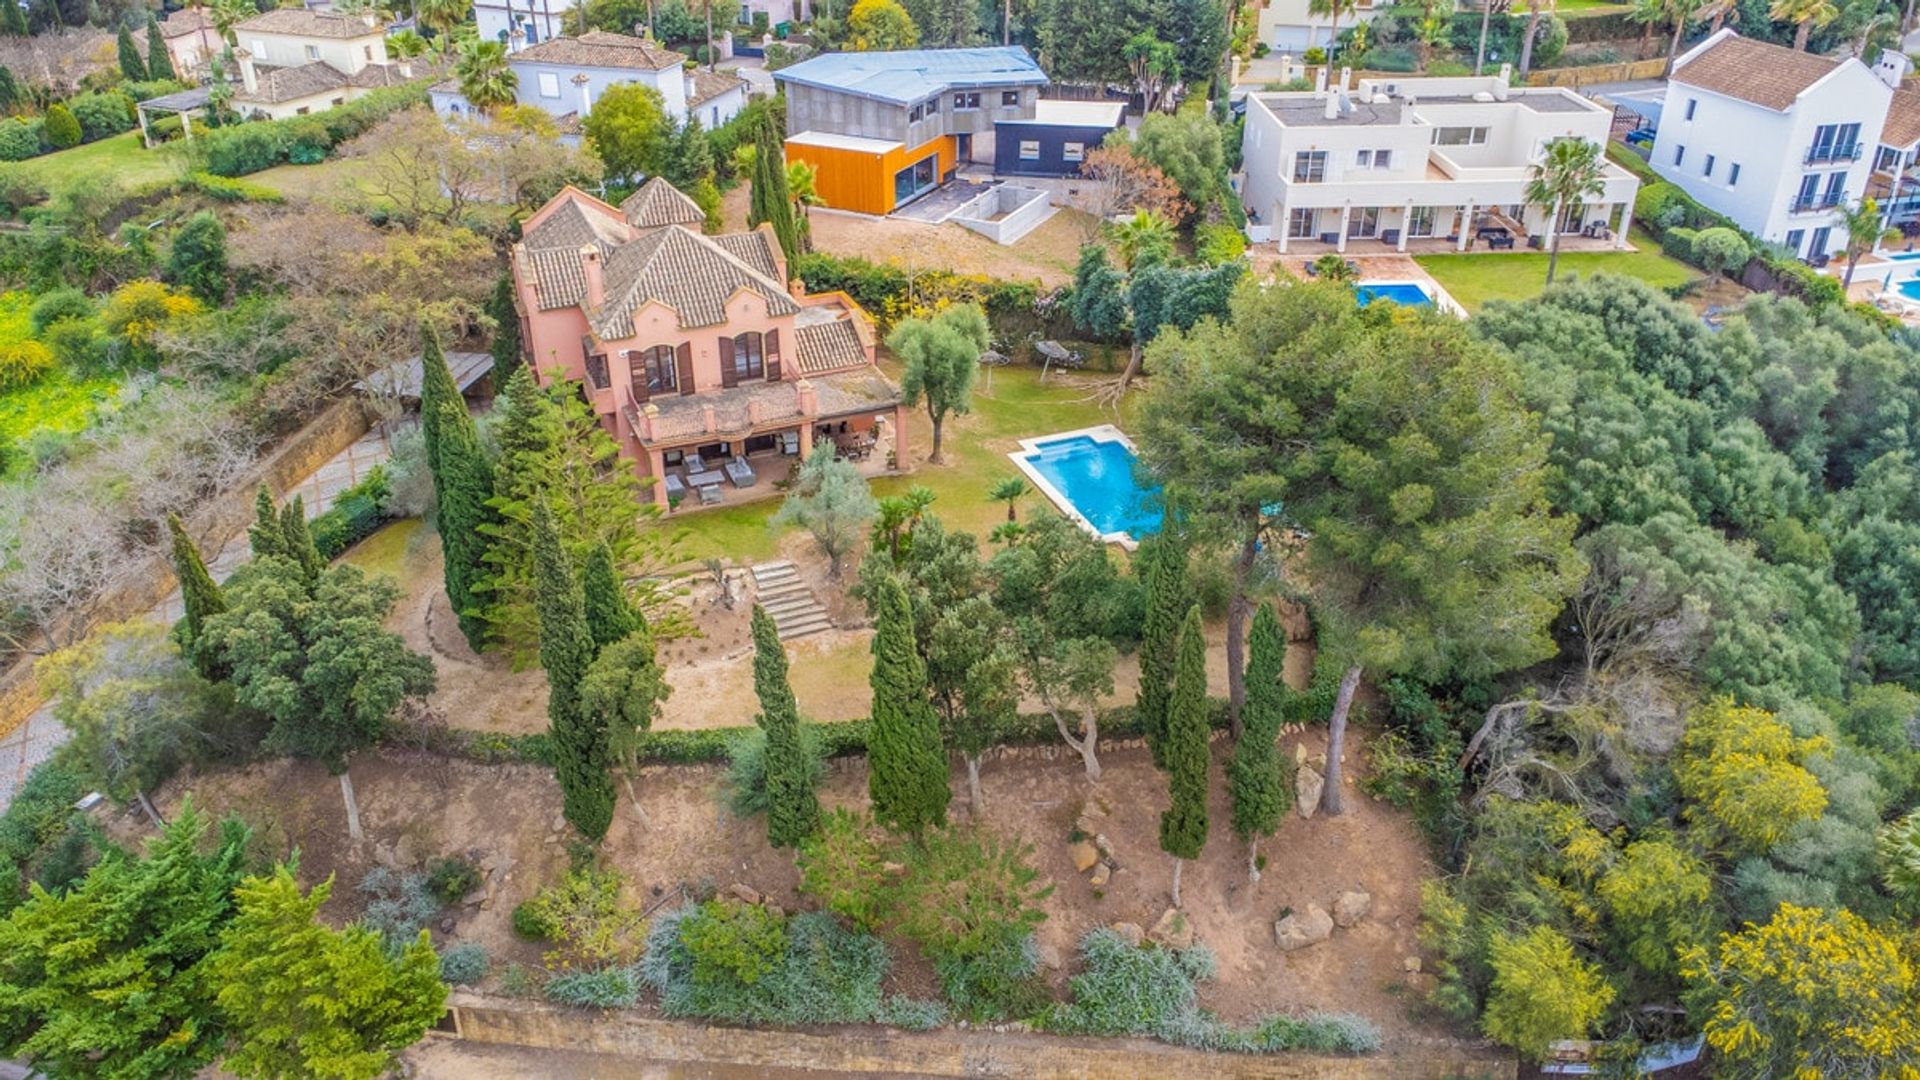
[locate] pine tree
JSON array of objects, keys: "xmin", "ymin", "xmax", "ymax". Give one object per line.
[
  {"xmin": 581, "ymin": 542, "xmax": 637, "ymax": 650},
  {"xmin": 1136, "ymin": 531, "xmax": 1187, "ymax": 768},
  {"xmin": 1160, "ymin": 605, "xmax": 1209, "ymax": 908},
  {"xmin": 1228, "ymin": 604, "xmax": 1293, "ymax": 883},
  {"xmin": 748, "ymin": 113, "xmax": 800, "ymax": 261},
  {"xmin": 116, "ymin": 23, "xmax": 145, "ymax": 81},
  {"xmin": 484, "ymin": 272, "xmax": 522, "ymax": 385},
  {"xmin": 145, "ymin": 14, "xmax": 173, "ymax": 80},
  {"xmin": 247, "ymin": 486, "xmax": 286, "ymax": 560},
  {"xmin": 431, "ymin": 394, "xmax": 497, "ymax": 651},
  {"xmin": 532, "ymin": 500, "xmax": 614, "ymax": 841},
  {"xmin": 752, "ymin": 605, "xmax": 820, "ymax": 848},
  {"xmin": 166, "ymin": 512, "xmax": 226, "ymax": 679},
  {"xmin": 866, "ymin": 574, "xmax": 950, "ymax": 836},
  {"xmin": 279, "ymin": 496, "xmax": 324, "ymax": 583},
  {"xmin": 417, "ymin": 328, "xmax": 459, "ymax": 477}
]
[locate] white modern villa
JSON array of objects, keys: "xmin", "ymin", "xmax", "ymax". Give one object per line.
[
  {"xmin": 1255, "ymin": 0, "xmax": 1381, "ymax": 54},
  {"xmin": 1654, "ymin": 29, "xmax": 1916, "ymax": 262},
  {"xmin": 1239, "ymin": 68, "xmax": 1641, "ymax": 254}
]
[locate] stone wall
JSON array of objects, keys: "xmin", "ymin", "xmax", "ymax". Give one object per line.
[{"xmin": 442, "ymin": 994, "xmax": 1517, "ymax": 1080}]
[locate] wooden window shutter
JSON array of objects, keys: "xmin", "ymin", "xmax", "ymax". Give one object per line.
[
  {"xmin": 675, "ymin": 341, "xmax": 694, "ymax": 395},
  {"xmin": 627, "ymin": 350, "xmax": 648, "ymax": 403},
  {"xmin": 765, "ymin": 328, "xmax": 781, "ymax": 381},
  {"xmin": 719, "ymin": 334, "xmax": 737, "ymax": 388}
]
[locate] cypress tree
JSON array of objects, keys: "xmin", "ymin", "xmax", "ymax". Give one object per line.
[
  {"xmin": 247, "ymin": 487, "xmax": 286, "ymax": 560},
  {"xmin": 280, "ymin": 496, "xmax": 324, "ymax": 583},
  {"xmin": 2, "ymin": 3, "xmax": 25, "ymax": 37},
  {"xmin": 491, "ymin": 365, "xmax": 550, "ymax": 467},
  {"xmin": 1136, "ymin": 532, "xmax": 1187, "ymax": 768},
  {"xmin": 431, "ymin": 395, "xmax": 497, "ymax": 651},
  {"xmin": 752, "ymin": 605, "xmax": 819, "ymax": 848},
  {"xmin": 145, "ymin": 14, "xmax": 173, "ymax": 80},
  {"xmin": 580, "ymin": 543, "xmax": 637, "ymax": 651},
  {"xmin": 866, "ymin": 574, "xmax": 950, "ymax": 836},
  {"xmin": 1228, "ymin": 604, "xmax": 1293, "ymax": 884},
  {"xmin": 166, "ymin": 512, "xmax": 226, "ymax": 679},
  {"xmin": 1160, "ymin": 605, "xmax": 1209, "ymax": 908},
  {"xmin": 748, "ymin": 114, "xmax": 800, "ymax": 261},
  {"xmin": 116, "ymin": 23, "xmax": 146, "ymax": 81},
  {"xmin": 532, "ymin": 500, "xmax": 614, "ymax": 841},
  {"xmin": 417, "ymin": 328, "xmax": 459, "ymax": 477},
  {"xmin": 0, "ymin": 67, "xmax": 17, "ymax": 111},
  {"xmin": 485, "ymin": 272, "xmax": 523, "ymax": 385}
]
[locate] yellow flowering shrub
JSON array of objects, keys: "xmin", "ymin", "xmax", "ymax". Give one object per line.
[
  {"xmin": 98, "ymin": 280, "xmax": 201, "ymax": 349},
  {"xmin": 1673, "ymin": 697, "xmax": 1828, "ymax": 853}
]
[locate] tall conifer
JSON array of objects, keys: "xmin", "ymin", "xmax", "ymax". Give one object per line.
[
  {"xmin": 752, "ymin": 605, "xmax": 820, "ymax": 848},
  {"xmin": 1160, "ymin": 605, "xmax": 1209, "ymax": 907},
  {"xmin": 866, "ymin": 575, "xmax": 950, "ymax": 835},
  {"xmin": 533, "ymin": 500, "xmax": 613, "ymax": 840},
  {"xmin": 116, "ymin": 23, "xmax": 145, "ymax": 81},
  {"xmin": 581, "ymin": 543, "xmax": 637, "ymax": 651},
  {"xmin": 280, "ymin": 496, "xmax": 324, "ymax": 583},
  {"xmin": 1228, "ymin": 604, "xmax": 1293, "ymax": 883},
  {"xmin": 1136, "ymin": 531, "xmax": 1187, "ymax": 767},
  {"xmin": 417, "ymin": 329, "xmax": 459, "ymax": 476},
  {"xmin": 247, "ymin": 487, "xmax": 285, "ymax": 560},
  {"xmin": 145, "ymin": 14, "xmax": 173, "ymax": 80},
  {"xmin": 485, "ymin": 272, "xmax": 523, "ymax": 384},
  {"xmin": 431, "ymin": 395, "xmax": 497, "ymax": 650},
  {"xmin": 166, "ymin": 512, "xmax": 226, "ymax": 679}
]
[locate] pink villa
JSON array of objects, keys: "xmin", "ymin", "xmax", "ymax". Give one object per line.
[{"xmin": 508, "ymin": 180, "xmax": 907, "ymax": 509}]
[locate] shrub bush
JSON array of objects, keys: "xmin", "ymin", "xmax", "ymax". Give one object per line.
[
  {"xmin": 356, "ymin": 867, "xmax": 439, "ymax": 952},
  {"xmin": 876, "ymin": 995, "xmax": 948, "ymax": 1030},
  {"xmin": 642, "ymin": 905, "xmax": 894, "ymax": 1025},
  {"xmin": 197, "ymin": 83, "xmax": 428, "ymax": 177},
  {"xmin": 791, "ymin": 251, "xmax": 1041, "ymax": 329},
  {"xmin": 512, "ymin": 898, "xmax": 554, "ymax": 941},
  {"xmin": 0, "ymin": 753, "xmax": 88, "ymax": 915},
  {"xmin": 426, "ymin": 855, "xmax": 481, "ymax": 905},
  {"xmin": 544, "ymin": 965, "xmax": 643, "ymax": 1007},
  {"xmin": 1660, "ymin": 226, "xmax": 1698, "ymax": 265},
  {"xmin": 1195, "ymin": 222, "xmax": 1247, "ymax": 266},
  {"xmin": 42, "ymin": 104, "xmax": 80, "ymax": 150},
  {"xmin": 0, "ymin": 166, "xmax": 45, "ymax": 218},
  {"xmin": 682, "ymin": 898, "xmax": 788, "ymax": 987},
  {"xmin": 514, "ymin": 864, "xmax": 644, "ymax": 969},
  {"xmin": 29, "ymin": 287, "xmax": 91, "ymax": 334},
  {"xmin": 438, "ymin": 942, "xmax": 490, "ymax": 985},
  {"xmin": 0, "ymin": 339, "xmax": 53, "ymax": 391},
  {"xmin": 725, "ymin": 723, "xmax": 825, "ymax": 817},
  {"xmin": 0, "ymin": 118, "xmax": 38, "ymax": 162},
  {"xmin": 201, "ymin": 123, "xmax": 289, "ymax": 177},
  {"xmin": 65, "ymin": 91, "xmax": 135, "ymax": 142},
  {"xmin": 182, "ymin": 171, "xmax": 284, "ymax": 203},
  {"xmin": 309, "ymin": 464, "xmax": 392, "ymax": 558}
]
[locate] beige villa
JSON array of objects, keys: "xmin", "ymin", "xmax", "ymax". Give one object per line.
[{"xmin": 508, "ymin": 180, "xmax": 906, "ymax": 510}]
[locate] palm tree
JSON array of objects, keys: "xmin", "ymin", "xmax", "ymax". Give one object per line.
[
  {"xmin": 1696, "ymin": 0, "xmax": 1738, "ymax": 32},
  {"xmin": 1110, "ymin": 209, "xmax": 1175, "ymax": 270},
  {"xmin": 416, "ymin": 0, "xmax": 469, "ymax": 40},
  {"xmin": 1839, "ymin": 197, "xmax": 1898, "ymax": 288},
  {"xmin": 1516, "ymin": 0, "xmax": 1555, "ymax": 75},
  {"xmin": 1769, "ymin": 0, "xmax": 1837, "ymax": 50},
  {"xmin": 1852, "ymin": 10, "xmax": 1899, "ymax": 59},
  {"xmin": 989, "ymin": 476, "xmax": 1027, "ymax": 522},
  {"xmin": 1661, "ymin": 0, "xmax": 1703, "ymax": 76},
  {"xmin": 1416, "ymin": 0, "xmax": 1454, "ymax": 70},
  {"xmin": 207, "ymin": 0, "xmax": 254, "ymax": 46},
  {"xmin": 1475, "ymin": 0, "xmax": 1512, "ymax": 73},
  {"xmin": 1627, "ymin": 0, "xmax": 1663, "ymax": 57},
  {"xmin": 456, "ymin": 38, "xmax": 517, "ymax": 110},
  {"xmin": 1307, "ymin": 0, "xmax": 1358, "ymax": 56},
  {"xmin": 786, "ymin": 159, "xmax": 822, "ymax": 252},
  {"xmin": 1524, "ymin": 137, "xmax": 1606, "ymax": 285}
]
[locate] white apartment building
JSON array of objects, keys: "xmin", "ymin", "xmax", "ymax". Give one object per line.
[
  {"xmin": 475, "ymin": 0, "xmax": 581, "ymax": 49},
  {"xmin": 233, "ymin": 9, "xmax": 389, "ymax": 75},
  {"xmin": 1256, "ymin": 0, "xmax": 1380, "ymax": 55},
  {"xmin": 430, "ymin": 31, "xmax": 749, "ymax": 131},
  {"xmin": 1240, "ymin": 68, "xmax": 1640, "ymax": 253},
  {"xmin": 1653, "ymin": 30, "xmax": 1906, "ymax": 261}
]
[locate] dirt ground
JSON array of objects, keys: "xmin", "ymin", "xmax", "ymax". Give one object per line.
[{"xmin": 144, "ymin": 710, "xmax": 1440, "ymax": 1046}]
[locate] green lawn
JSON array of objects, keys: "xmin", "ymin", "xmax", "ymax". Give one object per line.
[
  {"xmin": 665, "ymin": 360, "xmax": 1134, "ymax": 565},
  {"xmin": 1414, "ymin": 227, "xmax": 1697, "ymax": 312},
  {"xmin": 13, "ymin": 133, "xmax": 185, "ymax": 198}
]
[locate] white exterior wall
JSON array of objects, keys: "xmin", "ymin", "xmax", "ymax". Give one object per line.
[
  {"xmin": 1653, "ymin": 60, "xmax": 1890, "ymax": 257},
  {"xmin": 512, "ymin": 59, "xmax": 690, "ymax": 119},
  {"xmin": 692, "ymin": 83, "xmax": 748, "ymax": 129},
  {"xmin": 240, "ymin": 28, "xmax": 386, "ymax": 73},
  {"xmin": 476, "ymin": 0, "xmax": 579, "ymax": 47},
  {"xmin": 1257, "ymin": 0, "xmax": 1380, "ymax": 53}
]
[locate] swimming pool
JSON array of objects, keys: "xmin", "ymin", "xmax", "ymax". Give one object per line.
[
  {"xmin": 1355, "ymin": 280, "xmax": 1436, "ymax": 308},
  {"xmin": 1011, "ymin": 426, "xmax": 1162, "ymax": 547}
]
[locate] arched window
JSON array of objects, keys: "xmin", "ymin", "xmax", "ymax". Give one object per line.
[{"xmin": 632, "ymin": 343, "xmax": 677, "ymax": 397}]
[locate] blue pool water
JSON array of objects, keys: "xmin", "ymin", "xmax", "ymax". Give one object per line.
[
  {"xmin": 1022, "ymin": 435, "xmax": 1162, "ymax": 542},
  {"xmin": 1899, "ymin": 280, "xmax": 1920, "ymax": 302},
  {"xmin": 1355, "ymin": 281, "xmax": 1435, "ymax": 308}
]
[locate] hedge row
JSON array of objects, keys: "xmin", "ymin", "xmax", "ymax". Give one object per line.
[
  {"xmin": 1634, "ymin": 176, "xmax": 1845, "ymax": 308},
  {"xmin": 0, "ymin": 90, "xmax": 139, "ymax": 162},
  {"xmin": 196, "ymin": 83, "xmax": 428, "ymax": 178},
  {"xmin": 790, "ymin": 251, "xmax": 1044, "ymax": 325}
]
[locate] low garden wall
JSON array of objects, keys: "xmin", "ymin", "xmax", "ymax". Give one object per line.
[
  {"xmin": 439, "ymin": 993, "xmax": 1518, "ymax": 1079},
  {"xmin": 1524, "ymin": 57, "xmax": 1668, "ymax": 88},
  {"xmin": 952, "ymin": 185, "xmax": 1056, "ymax": 246}
]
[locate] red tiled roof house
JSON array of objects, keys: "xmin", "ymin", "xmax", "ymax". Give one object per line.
[{"xmin": 509, "ymin": 179, "xmax": 906, "ymax": 509}]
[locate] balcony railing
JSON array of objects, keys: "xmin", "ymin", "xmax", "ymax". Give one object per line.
[
  {"xmin": 1789, "ymin": 194, "xmax": 1845, "ymax": 214},
  {"xmin": 1805, "ymin": 143, "xmax": 1863, "ymax": 165}
]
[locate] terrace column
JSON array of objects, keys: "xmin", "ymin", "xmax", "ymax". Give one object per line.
[
  {"xmin": 1457, "ymin": 201, "xmax": 1474, "ymax": 251},
  {"xmin": 646, "ymin": 448, "xmax": 669, "ymax": 508},
  {"xmin": 1612, "ymin": 204, "xmax": 1629, "ymax": 249},
  {"xmin": 1276, "ymin": 209, "xmax": 1290, "ymax": 254},
  {"xmin": 890, "ymin": 404, "xmax": 909, "ymax": 471},
  {"xmin": 1398, "ymin": 201, "xmax": 1413, "ymax": 252},
  {"xmin": 1336, "ymin": 205, "xmax": 1351, "ymax": 254}
]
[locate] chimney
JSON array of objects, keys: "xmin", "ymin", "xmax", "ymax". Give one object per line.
[
  {"xmin": 1493, "ymin": 78, "xmax": 1508, "ymax": 101},
  {"xmin": 1498, "ymin": 62, "xmax": 1512, "ymax": 86},
  {"xmin": 580, "ymin": 245, "xmax": 605, "ymax": 307},
  {"xmin": 1338, "ymin": 66, "xmax": 1351, "ymax": 91},
  {"xmin": 797, "ymin": 378, "xmax": 818, "ymax": 417},
  {"xmin": 398, "ymin": 60, "xmax": 412, "ymax": 78},
  {"xmin": 509, "ymin": 27, "xmax": 526, "ymax": 53},
  {"xmin": 237, "ymin": 49, "xmax": 257, "ymax": 94},
  {"xmin": 1314, "ymin": 65, "xmax": 1327, "ymax": 93},
  {"xmin": 1324, "ymin": 92, "xmax": 1338, "ymax": 120},
  {"xmin": 700, "ymin": 402, "xmax": 717, "ymax": 434},
  {"xmin": 361, "ymin": 10, "xmax": 376, "ymax": 27},
  {"xmin": 573, "ymin": 72, "xmax": 592, "ymax": 116},
  {"xmin": 639, "ymin": 402, "xmax": 659, "ymax": 440}
]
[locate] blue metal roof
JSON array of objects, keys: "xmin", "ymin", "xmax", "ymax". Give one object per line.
[{"xmin": 773, "ymin": 46, "xmax": 1047, "ymax": 105}]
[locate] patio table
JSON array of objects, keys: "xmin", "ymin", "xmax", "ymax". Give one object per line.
[{"xmin": 686, "ymin": 468, "xmax": 726, "ymax": 489}]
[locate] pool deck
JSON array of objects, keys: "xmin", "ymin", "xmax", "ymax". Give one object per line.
[{"xmin": 1010, "ymin": 424, "xmax": 1147, "ymax": 550}]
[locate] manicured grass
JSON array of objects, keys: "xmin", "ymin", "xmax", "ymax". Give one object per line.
[
  {"xmin": 665, "ymin": 360, "xmax": 1135, "ymax": 564},
  {"xmin": 340, "ymin": 517, "xmax": 424, "ymax": 581},
  {"xmin": 12, "ymin": 133, "xmax": 184, "ymax": 197},
  {"xmin": 1414, "ymin": 227, "xmax": 1697, "ymax": 312}
]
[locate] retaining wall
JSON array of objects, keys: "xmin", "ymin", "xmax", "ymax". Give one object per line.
[
  {"xmin": 1523, "ymin": 57, "xmax": 1668, "ymax": 88},
  {"xmin": 441, "ymin": 994, "xmax": 1518, "ymax": 1080},
  {"xmin": 952, "ymin": 185, "xmax": 1056, "ymax": 246}
]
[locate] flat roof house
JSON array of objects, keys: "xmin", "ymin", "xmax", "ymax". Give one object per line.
[
  {"xmin": 1654, "ymin": 30, "xmax": 1898, "ymax": 261},
  {"xmin": 509, "ymin": 180, "xmax": 906, "ymax": 509},
  {"xmin": 431, "ymin": 30, "xmax": 748, "ymax": 132},
  {"xmin": 776, "ymin": 46, "xmax": 1104, "ymax": 214},
  {"xmin": 1240, "ymin": 68, "xmax": 1641, "ymax": 254}
]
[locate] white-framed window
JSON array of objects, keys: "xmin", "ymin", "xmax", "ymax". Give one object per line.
[
  {"xmin": 1355, "ymin": 148, "xmax": 1390, "ymax": 170},
  {"xmin": 538, "ymin": 71, "xmax": 561, "ymax": 98},
  {"xmin": 953, "ymin": 91, "xmax": 981, "ymax": 110},
  {"xmin": 1286, "ymin": 206, "xmax": 1316, "ymax": 239},
  {"xmin": 1292, "ymin": 150, "xmax": 1327, "ymax": 182},
  {"xmin": 1019, "ymin": 140, "xmax": 1040, "ymax": 160},
  {"xmin": 1433, "ymin": 126, "xmax": 1487, "ymax": 146},
  {"xmin": 1062, "ymin": 141, "xmax": 1084, "ymax": 162},
  {"xmin": 1002, "ymin": 90, "xmax": 1019, "ymax": 106}
]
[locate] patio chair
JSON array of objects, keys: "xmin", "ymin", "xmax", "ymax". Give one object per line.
[
  {"xmin": 684, "ymin": 452, "xmax": 706, "ymax": 474},
  {"xmin": 725, "ymin": 455, "xmax": 756, "ymax": 487},
  {"xmin": 1303, "ymin": 260, "xmax": 1319, "ymax": 277},
  {"xmin": 663, "ymin": 473, "xmax": 687, "ymax": 501},
  {"xmin": 1380, "ymin": 229, "xmax": 1400, "ymax": 247},
  {"xmin": 698, "ymin": 484, "xmax": 724, "ymax": 506},
  {"xmin": 780, "ymin": 431, "xmax": 800, "ymax": 455}
]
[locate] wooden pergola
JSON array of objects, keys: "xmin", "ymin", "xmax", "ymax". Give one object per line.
[{"xmin": 135, "ymin": 87, "xmax": 214, "ymax": 149}]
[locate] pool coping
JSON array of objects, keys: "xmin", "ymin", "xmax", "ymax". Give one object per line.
[
  {"xmin": 1355, "ymin": 276, "xmax": 1468, "ymax": 318},
  {"xmin": 1009, "ymin": 424, "xmax": 1148, "ymax": 551}
]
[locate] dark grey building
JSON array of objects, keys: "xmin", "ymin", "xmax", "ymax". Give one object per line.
[{"xmin": 993, "ymin": 100, "xmax": 1128, "ymax": 177}]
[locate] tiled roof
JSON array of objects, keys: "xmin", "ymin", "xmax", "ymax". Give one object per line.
[
  {"xmin": 522, "ymin": 191, "xmax": 630, "ymax": 254},
  {"xmin": 161, "ymin": 8, "xmax": 212, "ymax": 36},
  {"xmin": 687, "ymin": 67, "xmax": 746, "ymax": 108},
  {"xmin": 635, "ymin": 368, "xmax": 899, "ymax": 444},
  {"xmin": 525, "ymin": 247, "xmax": 591, "ymax": 309},
  {"xmin": 713, "ymin": 229, "xmax": 781, "ymax": 281},
  {"xmin": 1886, "ymin": 88, "xmax": 1920, "ymax": 150},
  {"xmin": 794, "ymin": 319, "xmax": 867, "ymax": 375},
  {"xmin": 774, "ymin": 45, "xmax": 1046, "ymax": 105},
  {"xmin": 349, "ymin": 57, "xmax": 442, "ymax": 88},
  {"xmin": 621, "ymin": 177, "xmax": 706, "ymax": 229},
  {"xmin": 237, "ymin": 61, "xmax": 349, "ymax": 105},
  {"xmin": 1673, "ymin": 33, "xmax": 1840, "ymax": 111},
  {"xmin": 235, "ymin": 8, "xmax": 383, "ymax": 38},
  {"xmin": 592, "ymin": 224, "xmax": 799, "ymax": 338},
  {"xmin": 512, "ymin": 30, "xmax": 685, "ymax": 72}
]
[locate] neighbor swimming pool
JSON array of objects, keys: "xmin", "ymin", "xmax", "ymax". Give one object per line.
[
  {"xmin": 1355, "ymin": 280, "xmax": 1436, "ymax": 308},
  {"xmin": 1012, "ymin": 427, "xmax": 1161, "ymax": 546}
]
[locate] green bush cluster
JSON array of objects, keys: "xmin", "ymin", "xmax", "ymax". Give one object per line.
[
  {"xmin": 197, "ymin": 83, "xmax": 428, "ymax": 178},
  {"xmin": 0, "ymin": 752, "xmax": 90, "ymax": 915},
  {"xmin": 309, "ymin": 464, "xmax": 393, "ymax": 559},
  {"xmin": 791, "ymin": 251, "xmax": 1043, "ymax": 328},
  {"xmin": 64, "ymin": 91, "xmax": 134, "ymax": 143},
  {"xmin": 640, "ymin": 904, "xmax": 897, "ymax": 1026},
  {"xmin": 0, "ymin": 118, "xmax": 38, "ymax": 161},
  {"xmin": 181, "ymin": 171, "xmax": 284, "ymax": 204},
  {"xmin": 356, "ymin": 867, "xmax": 439, "ymax": 953},
  {"xmin": 725, "ymin": 723, "xmax": 826, "ymax": 817},
  {"xmin": 1633, "ymin": 175, "xmax": 1843, "ymax": 309},
  {"xmin": 425, "ymin": 855, "xmax": 480, "ymax": 905},
  {"xmin": 544, "ymin": 965, "xmax": 643, "ymax": 1007},
  {"xmin": 438, "ymin": 942, "xmax": 490, "ymax": 985}
]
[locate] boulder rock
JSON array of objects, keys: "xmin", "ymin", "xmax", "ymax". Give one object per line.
[
  {"xmin": 1402, "ymin": 955, "xmax": 1423, "ymax": 974},
  {"xmin": 1274, "ymin": 905, "xmax": 1335, "ymax": 952},
  {"xmin": 371, "ymin": 842, "xmax": 399, "ymax": 870},
  {"xmin": 764, "ymin": 902, "xmax": 785, "ymax": 920},
  {"xmin": 1093, "ymin": 834, "xmax": 1114, "ymax": 859},
  {"xmin": 1332, "ymin": 890, "xmax": 1372, "ymax": 928},
  {"xmin": 1090, "ymin": 862, "xmax": 1112, "ymax": 887},
  {"xmin": 1294, "ymin": 742, "xmax": 1308, "ymax": 765},
  {"xmin": 724, "ymin": 883, "xmax": 762, "ymax": 905},
  {"xmin": 438, "ymin": 916, "xmax": 455, "ymax": 934},
  {"xmin": 1149, "ymin": 907, "xmax": 1195, "ymax": 950},
  {"xmin": 1296, "ymin": 765, "xmax": 1324, "ymax": 818},
  {"xmin": 1109, "ymin": 921, "xmax": 1145, "ymax": 948},
  {"xmin": 392, "ymin": 835, "xmax": 418, "ymax": 868},
  {"xmin": 1069, "ymin": 840, "xmax": 1100, "ymax": 873},
  {"xmin": 1035, "ymin": 943, "xmax": 1064, "ymax": 971}
]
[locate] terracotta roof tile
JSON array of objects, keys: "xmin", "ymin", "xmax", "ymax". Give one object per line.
[
  {"xmin": 1673, "ymin": 34, "xmax": 1840, "ymax": 111},
  {"xmin": 795, "ymin": 319, "xmax": 866, "ymax": 375},
  {"xmin": 523, "ymin": 192, "xmax": 631, "ymax": 253},
  {"xmin": 1886, "ymin": 88, "xmax": 1920, "ymax": 150},
  {"xmin": 621, "ymin": 177, "xmax": 706, "ymax": 228},
  {"xmin": 235, "ymin": 9, "xmax": 383, "ymax": 39},
  {"xmin": 713, "ymin": 229, "xmax": 781, "ymax": 280},
  {"xmin": 237, "ymin": 61, "xmax": 349, "ymax": 105},
  {"xmin": 592, "ymin": 224, "xmax": 799, "ymax": 337},
  {"xmin": 687, "ymin": 67, "xmax": 746, "ymax": 108},
  {"xmin": 161, "ymin": 8, "xmax": 212, "ymax": 36},
  {"xmin": 512, "ymin": 30, "xmax": 685, "ymax": 72}
]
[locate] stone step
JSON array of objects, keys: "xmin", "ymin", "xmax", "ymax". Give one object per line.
[
  {"xmin": 756, "ymin": 590, "xmax": 814, "ymax": 610},
  {"xmin": 756, "ymin": 579, "xmax": 809, "ymax": 596},
  {"xmin": 777, "ymin": 616, "xmax": 836, "ymax": 640},
  {"xmin": 761, "ymin": 600, "xmax": 821, "ymax": 622},
  {"xmin": 749, "ymin": 561, "xmax": 797, "ymax": 580}
]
